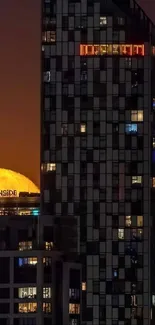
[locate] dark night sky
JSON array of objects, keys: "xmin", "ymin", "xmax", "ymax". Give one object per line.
[{"xmin": 0, "ymin": 0, "xmax": 154, "ymax": 188}]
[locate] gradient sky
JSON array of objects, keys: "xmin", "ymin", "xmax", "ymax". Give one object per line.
[{"xmin": 0, "ymin": 0, "xmax": 154, "ymax": 188}]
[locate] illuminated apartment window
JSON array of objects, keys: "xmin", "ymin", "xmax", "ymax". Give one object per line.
[
  {"xmin": 45, "ymin": 241, "xmax": 54, "ymax": 250},
  {"xmin": 118, "ymin": 229, "xmax": 124, "ymax": 240},
  {"xmin": 19, "ymin": 241, "xmax": 32, "ymax": 251},
  {"xmin": 69, "ymin": 303, "xmax": 80, "ymax": 314},
  {"xmin": 125, "ymin": 215, "xmax": 131, "ymax": 227},
  {"xmin": 82, "ymin": 282, "xmax": 86, "ymax": 291},
  {"xmin": 132, "ymin": 176, "xmax": 142, "ymax": 184},
  {"xmin": 125, "ymin": 124, "xmax": 137, "ymax": 134},
  {"xmin": 152, "ymin": 295, "xmax": 155, "ymax": 306},
  {"xmin": 61, "ymin": 124, "xmax": 68, "ymax": 135},
  {"xmin": 43, "ymin": 302, "xmax": 52, "ymax": 313},
  {"xmin": 153, "ymin": 138, "xmax": 155, "ymax": 148},
  {"xmin": 131, "ymin": 110, "xmax": 143, "ymax": 122},
  {"xmin": 80, "ymin": 124, "xmax": 86, "ymax": 133},
  {"xmin": 131, "ymin": 295, "xmax": 137, "ymax": 306},
  {"xmin": 44, "ymin": 71, "xmax": 51, "ymax": 83},
  {"xmin": 153, "ymin": 178, "xmax": 155, "ymax": 187},
  {"xmin": 18, "ymin": 257, "xmax": 37, "ymax": 267},
  {"xmin": 18, "ymin": 288, "xmax": 36, "ymax": 299},
  {"xmin": 43, "ymin": 163, "xmax": 56, "ymax": 172},
  {"xmin": 137, "ymin": 215, "xmax": 143, "ymax": 227},
  {"xmin": 42, "ymin": 31, "xmax": 56, "ymax": 43},
  {"xmin": 43, "ymin": 288, "xmax": 51, "ymax": 299},
  {"xmin": 100, "ymin": 17, "xmax": 107, "ymax": 25},
  {"xmin": 18, "ymin": 303, "xmax": 37, "ymax": 313},
  {"xmin": 153, "ymin": 98, "xmax": 155, "ymax": 109}
]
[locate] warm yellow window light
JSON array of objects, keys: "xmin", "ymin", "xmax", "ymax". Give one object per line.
[
  {"xmin": 118, "ymin": 229, "xmax": 124, "ymax": 240},
  {"xmin": 82, "ymin": 282, "xmax": 86, "ymax": 291},
  {"xmin": 69, "ymin": 304, "xmax": 80, "ymax": 314},
  {"xmin": 125, "ymin": 215, "xmax": 131, "ymax": 227},
  {"xmin": 19, "ymin": 241, "xmax": 32, "ymax": 251},
  {"xmin": 80, "ymin": 124, "xmax": 86, "ymax": 133},
  {"xmin": 137, "ymin": 215, "xmax": 143, "ymax": 227},
  {"xmin": 131, "ymin": 110, "xmax": 143, "ymax": 122},
  {"xmin": 45, "ymin": 163, "xmax": 56, "ymax": 172},
  {"xmin": 18, "ymin": 303, "xmax": 37, "ymax": 313},
  {"xmin": 132, "ymin": 176, "xmax": 142, "ymax": 184}
]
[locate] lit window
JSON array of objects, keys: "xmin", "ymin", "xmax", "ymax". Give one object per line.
[
  {"xmin": 132, "ymin": 176, "xmax": 142, "ymax": 184},
  {"xmin": 80, "ymin": 124, "xmax": 86, "ymax": 133},
  {"xmin": 43, "ymin": 303, "xmax": 52, "ymax": 313},
  {"xmin": 125, "ymin": 215, "xmax": 131, "ymax": 227},
  {"xmin": 44, "ymin": 71, "xmax": 51, "ymax": 83},
  {"xmin": 100, "ymin": 17, "xmax": 107, "ymax": 25},
  {"xmin": 125, "ymin": 124, "xmax": 137, "ymax": 134},
  {"xmin": 43, "ymin": 288, "xmax": 52, "ymax": 299},
  {"xmin": 118, "ymin": 229, "xmax": 124, "ymax": 240},
  {"xmin": 45, "ymin": 241, "xmax": 54, "ymax": 250},
  {"xmin": 18, "ymin": 303, "xmax": 37, "ymax": 313},
  {"xmin": 153, "ymin": 138, "xmax": 155, "ymax": 148},
  {"xmin": 113, "ymin": 269, "xmax": 118, "ymax": 278},
  {"xmin": 152, "ymin": 47, "xmax": 155, "ymax": 56},
  {"xmin": 42, "ymin": 163, "xmax": 56, "ymax": 172},
  {"xmin": 19, "ymin": 241, "xmax": 32, "ymax": 251},
  {"xmin": 69, "ymin": 303, "xmax": 80, "ymax": 314},
  {"xmin": 153, "ymin": 178, "xmax": 155, "ymax": 187},
  {"xmin": 131, "ymin": 295, "xmax": 137, "ymax": 306},
  {"xmin": 137, "ymin": 215, "xmax": 143, "ymax": 227},
  {"xmin": 131, "ymin": 110, "xmax": 143, "ymax": 122},
  {"xmin": 18, "ymin": 288, "xmax": 36, "ymax": 299},
  {"xmin": 152, "ymin": 295, "xmax": 155, "ymax": 306},
  {"xmin": 18, "ymin": 257, "xmax": 37, "ymax": 267},
  {"xmin": 82, "ymin": 282, "xmax": 86, "ymax": 291},
  {"xmin": 42, "ymin": 31, "xmax": 56, "ymax": 43},
  {"xmin": 153, "ymin": 98, "xmax": 155, "ymax": 109},
  {"xmin": 61, "ymin": 124, "xmax": 68, "ymax": 135}
]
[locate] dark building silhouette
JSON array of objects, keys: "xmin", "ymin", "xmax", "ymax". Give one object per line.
[{"xmin": 40, "ymin": 0, "xmax": 155, "ymax": 324}]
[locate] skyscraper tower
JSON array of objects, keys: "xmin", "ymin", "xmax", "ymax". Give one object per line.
[{"xmin": 41, "ymin": 0, "xmax": 155, "ymax": 324}]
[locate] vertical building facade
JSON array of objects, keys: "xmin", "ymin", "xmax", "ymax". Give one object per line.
[{"xmin": 41, "ymin": 0, "xmax": 155, "ymax": 324}]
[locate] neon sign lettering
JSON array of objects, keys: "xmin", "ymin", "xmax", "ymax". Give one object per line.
[
  {"xmin": 80, "ymin": 44, "xmax": 144, "ymax": 56},
  {"xmin": 0, "ymin": 190, "xmax": 17, "ymax": 197}
]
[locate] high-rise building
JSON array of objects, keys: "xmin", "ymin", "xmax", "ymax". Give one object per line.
[
  {"xmin": 0, "ymin": 169, "xmax": 81, "ymax": 325},
  {"xmin": 41, "ymin": 0, "xmax": 155, "ymax": 324}
]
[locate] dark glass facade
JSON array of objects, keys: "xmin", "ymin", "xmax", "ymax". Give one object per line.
[{"xmin": 41, "ymin": 0, "xmax": 155, "ymax": 324}]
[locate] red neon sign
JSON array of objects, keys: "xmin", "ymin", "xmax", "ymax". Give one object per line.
[{"xmin": 80, "ymin": 44, "xmax": 144, "ymax": 56}]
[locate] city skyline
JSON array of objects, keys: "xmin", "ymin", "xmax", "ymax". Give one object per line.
[{"xmin": 0, "ymin": 0, "xmax": 154, "ymax": 188}]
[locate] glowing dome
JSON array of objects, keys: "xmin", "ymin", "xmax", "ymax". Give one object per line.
[{"xmin": 0, "ymin": 168, "xmax": 40, "ymax": 197}]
